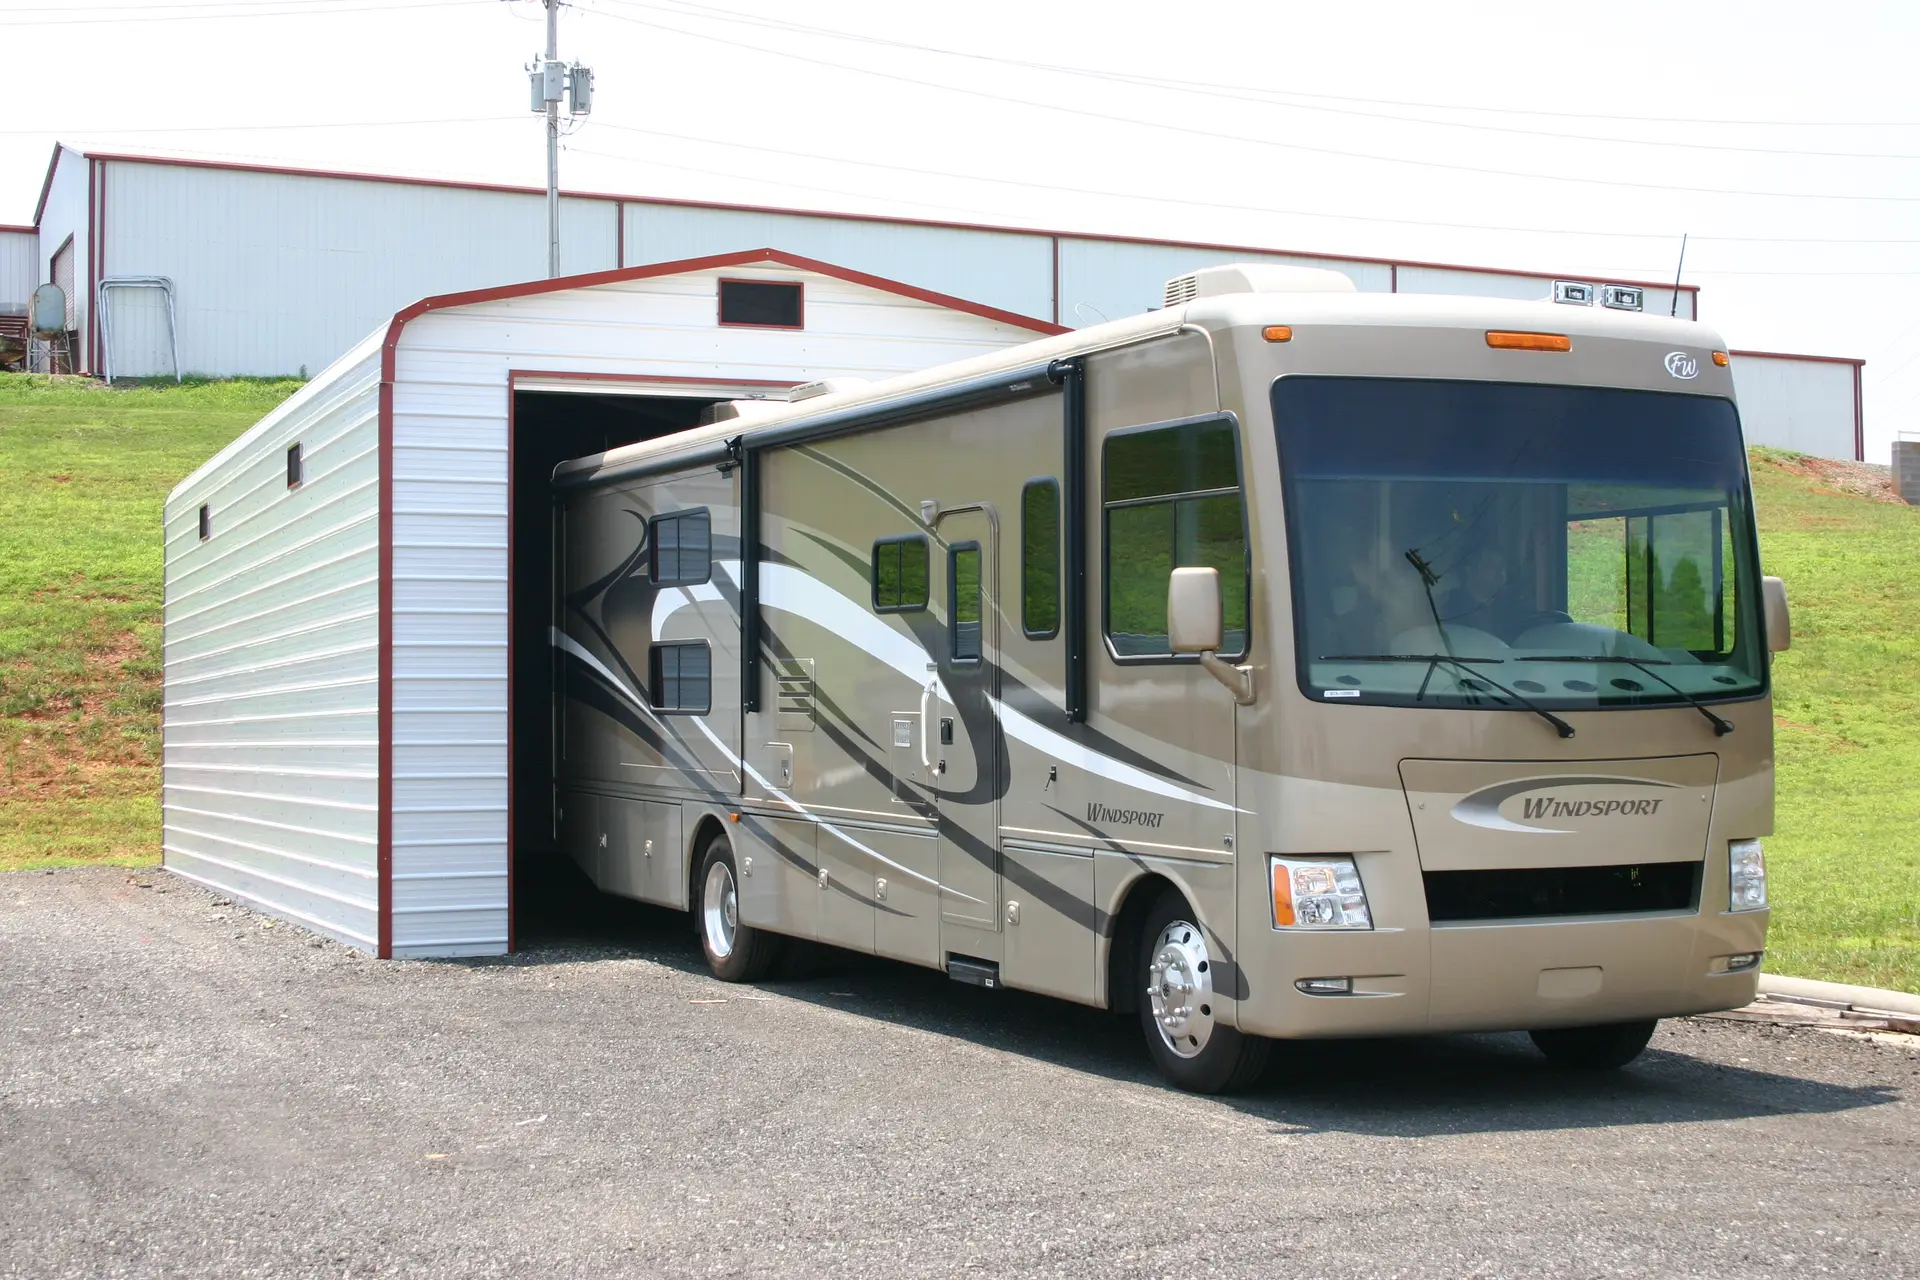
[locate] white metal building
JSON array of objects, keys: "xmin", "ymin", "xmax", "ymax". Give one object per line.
[
  {"xmin": 6, "ymin": 142, "xmax": 1869, "ymax": 457},
  {"xmin": 161, "ymin": 248, "xmax": 1060, "ymax": 956}
]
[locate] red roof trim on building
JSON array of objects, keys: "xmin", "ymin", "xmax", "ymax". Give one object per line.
[
  {"xmin": 392, "ymin": 247, "xmax": 1067, "ymax": 336},
  {"xmin": 510, "ymin": 368, "xmax": 803, "ymax": 389},
  {"xmin": 30, "ymin": 143, "xmax": 66, "ymax": 228},
  {"xmin": 59, "ymin": 147, "xmax": 1706, "ymax": 301},
  {"xmin": 0, "ymin": 224, "xmax": 35, "ymax": 236},
  {"xmin": 1728, "ymin": 348, "xmax": 1866, "ymax": 367}
]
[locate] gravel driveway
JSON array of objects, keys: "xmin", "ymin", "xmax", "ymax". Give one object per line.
[{"xmin": 2, "ymin": 866, "xmax": 1915, "ymax": 1278}]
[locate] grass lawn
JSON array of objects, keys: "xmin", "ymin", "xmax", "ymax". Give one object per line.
[
  {"xmin": 0, "ymin": 375, "xmax": 301, "ymax": 870},
  {"xmin": 0, "ymin": 376, "xmax": 1913, "ymax": 993}
]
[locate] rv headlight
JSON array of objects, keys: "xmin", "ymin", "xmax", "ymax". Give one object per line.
[
  {"xmin": 1729, "ymin": 839, "xmax": 1767, "ymax": 912},
  {"xmin": 1271, "ymin": 856, "xmax": 1372, "ymax": 930}
]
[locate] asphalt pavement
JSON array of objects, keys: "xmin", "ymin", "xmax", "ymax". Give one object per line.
[{"xmin": 2, "ymin": 865, "xmax": 1915, "ymax": 1279}]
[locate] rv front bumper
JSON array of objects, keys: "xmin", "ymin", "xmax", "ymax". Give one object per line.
[{"xmin": 1232, "ymin": 901, "xmax": 1769, "ymax": 1040}]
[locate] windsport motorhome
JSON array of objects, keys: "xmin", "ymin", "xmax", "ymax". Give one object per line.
[{"xmin": 549, "ymin": 264, "xmax": 1788, "ymax": 1094}]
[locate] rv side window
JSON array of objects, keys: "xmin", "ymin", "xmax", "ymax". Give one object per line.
[
  {"xmin": 872, "ymin": 535, "xmax": 929, "ymax": 613},
  {"xmin": 650, "ymin": 641, "xmax": 711, "ymax": 714},
  {"xmin": 651, "ymin": 509, "xmax": 711, "ymax": 586},
  {"xmin": 950, "ymin": 542, "xmax": 983, "ymax": 663},
  {"xmin": 1021, "ymin": 478, "xmax": 1060, "ymax": 639},
  {"xmin": 1101, "ymin": 416, "xmax": 1248, "ymax": 660}
]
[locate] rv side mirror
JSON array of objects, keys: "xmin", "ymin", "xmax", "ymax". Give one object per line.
[
  {"xmin": 1762, "ymin": 575, "xmax": 1791, "ymax": 653},
  {"xmin": 1168, "ymin": 567, "xmax": 1223, "ymax": 655}
]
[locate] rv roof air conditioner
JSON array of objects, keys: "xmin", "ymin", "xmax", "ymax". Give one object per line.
[
  {"xmin": 788, "ymin": 377, "xmax": 871, "ymax": 403},
  {"xmin": 1161, "ymin": 263, "xmax": 1358, "ymax": 309}
]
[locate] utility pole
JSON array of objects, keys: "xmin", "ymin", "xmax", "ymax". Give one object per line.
[
  {"xmin": 526, "ymin": 1, "xmax": 592, "ymax": 278},
  {"xmin": 544, "ymin": 0, "xmax": 559, "ymax": 279}
]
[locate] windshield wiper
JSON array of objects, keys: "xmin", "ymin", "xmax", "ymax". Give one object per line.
[
  {"xmin": 1516, "ymin": 654, "xmax": 1734, "ymax": 736},
  {"xmin": 1319, "ymin": 654, "xmax": 1575, "ymax": 739}
]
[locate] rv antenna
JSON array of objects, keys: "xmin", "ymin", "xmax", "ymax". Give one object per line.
[{"xmin": 1669, "ymin": 233, "xmax": 1688, "ymax": 318}]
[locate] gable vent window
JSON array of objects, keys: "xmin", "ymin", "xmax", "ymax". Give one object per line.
[
  {"xmin": 287, "ymin": 443, "xmax": 303, "ymax": 489},
  {"xmin": 198, "ymin": 503, "xmax": 211, "ymax": 541},
  {"xmin": 719, "ymin": 279, "xmax": 804, "ymax": 329}
]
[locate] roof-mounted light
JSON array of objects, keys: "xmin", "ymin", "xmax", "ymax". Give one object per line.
[
  {"xmin": 1486, "ymin": 331, "xmax": 1572, "ymax": 353},
  {"xmin": 1262, "ymin": 325, "xmax": 1293, "ymax": 343},
  {"xmin": 1713, "ymin": 351, "xmax": 1731, "ymax": 367}
]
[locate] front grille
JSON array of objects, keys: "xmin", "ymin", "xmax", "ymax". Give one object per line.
[{"xmin": 1424, "ymin": 861, "xmax": 1701, "ymax": 923}]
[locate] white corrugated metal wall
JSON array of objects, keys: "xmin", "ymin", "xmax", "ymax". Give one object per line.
[
  {"xmin": 1394, "ymin": 264, "xmax": 1696, "ymax": 321},
  {"xmin": 1731, "ymin": 353, "xmax": 1861, "ymax": 460},
  {"xmin": 35, "ymin": 147, "xmax": 91, "ymax": 367},
  {"xmin": 1055, "ymin": 237, "xmax": 1392, "ymax": 324},
  {"xmin": 0, "ymin": 228, "xmax": 36, "ymax": 310},
  {"xmin": 384, "ymin": 262, "xmax": 1052, "ymax": 956},
  {"xmin": 624, "ymin": 202, "xmax": 1054, "ymax": 322},
  {"xmin": 161, "ymin": 330, "xmax": 386, "ymax": 947},
  {"xmin": 101, "ymin": 161, "xmax": 619, "ymax": 377}
]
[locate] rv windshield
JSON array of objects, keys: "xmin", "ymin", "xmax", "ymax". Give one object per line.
[{"xmin": 1272, "ymin": 377, "xmax": 1765, "ymax": 712}]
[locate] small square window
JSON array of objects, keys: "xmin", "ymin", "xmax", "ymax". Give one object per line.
[
  {"xmin": 650, "ymin": 509, "xmax": 711, "ymax": 586},
  {"xmin": 872, "ymin": 535, "xmax": 930, "ymax": 613},
  {"xmin": 287, "ymin": 442, "xmax": 303, "ymax": 489},
  {"xmin": 650, "ymin": 641, "xmax": 711, "ymax": 714},
  {"xmin": 198, "ymin": 503, "xmax": 211, "ymax": 541},
  {"xmin": 719, "ymin": 279, "xmax": 804, "ymax": 329},
  {"xmin": 950, "ymin": 542, "xmax": 983, "ymax": 663}
]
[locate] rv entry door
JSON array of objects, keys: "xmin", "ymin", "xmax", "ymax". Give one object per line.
[{"xmin": 930, "ymin": 507, "xmax": 1004, "ymax": 950}]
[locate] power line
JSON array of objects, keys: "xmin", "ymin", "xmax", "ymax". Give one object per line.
[
  {"xmin": 610, "ymin": 0, "xmax": 1920, "ymax": 156},
  {"xmin": 0, "ymin": 116, "xmax": 518, "ymax": 137},
  {"xmin": 576, "ymin": 4, "xmax": 1920, "ymax": 205},
  {"xmin": 0, "ymin": 0, "xmax": 486, "ymax": 24},
  {"xmin": 593, "ymin": 121, "xmax": 1920, "ymax": 250}
]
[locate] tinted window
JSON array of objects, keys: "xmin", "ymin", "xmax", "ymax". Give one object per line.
[
  {"xmin": 873, "ymin": 535, "xmax": 930, "ymax": 612},
  {"xmin": 286, "ymin": 443, "xmax": 303, "ymax": 489},
  {"xmin": 1021, "ymin": 478, "xmax": 1059, "ymax": 638},
  {"xmin": 719, "ymin": 279, "xmax": 803, "ymax": 328},
  {"xmin": 951, "ymin": 543, "xmax": 982, "ymax": 662},
  {"xmin": 651, "ymin": 510, "xmax": 711, "ymax": 586},
  {"xmin": 650, "ymin": 642, "xmax": 711, "ymax": 714},
  {"xmin": 1102, "ymin": 418, "xmax": 1248, "ymax": 659},
  {"xmin": 1272, "ymin": 377, "xmax": 1763, "ymax": 711}
]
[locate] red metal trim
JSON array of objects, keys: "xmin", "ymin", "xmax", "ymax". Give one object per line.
[
  {"xmin": 1855, "ymin": 363, "xmax": 1866, "ymax": 462},
  {"xmin": 64, "ymin": 148, "xmax": 1703, "ymax": 303},
  {"xmin": 31, "ymin": 143, "xmax": 64, "ymax": 228},
  {"xmin": 716, "ymin": 277, "xmax": 805, "ymax": 331},
  {"xmin": 510, "ymin": 368, "xmax": 802, "ymax": 388},
  {"xmin": 504, "ymin": 384, "xmax": 516, "ymax": 955},
  {"xmin": 1390, "ymin": 263, "xmax": 1398, "ymax": 293},
  {"xmin": 1727, "ymin": 348, "xmax": 1866, "ymax": 367},
  {"xmin": 89, "ymin": 161, "xmax": 102, "ymax": 375},
  {"xmin": 0, "ymin": 224, "xmax": 35, "ymax": 235},
  {"xmin": 377, "ymin": 316, "xmax": 412, "ymax": 959},
  {"xmin": 396, "ymin": 247, "xmax": 1064, "ymax": 336},
  {"xmin": 1050, "ymin": 236, "xmax": 1060, "ymax": 326},
  {"xmin": 615, "ymin": 200, "xmax": 625, "ymax": 269}
]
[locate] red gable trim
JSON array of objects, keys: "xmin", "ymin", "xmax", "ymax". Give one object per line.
[
  {"xmin": 0, "ymin": 224, "xmax": 35, "ymax": 236},
  {"xmin": 31, "ymin": 143, "xmax": 67, "ymax": 228},
  {"xmin": 386, "ymin": 247, "xmax": 1068, "ymax": 337}
]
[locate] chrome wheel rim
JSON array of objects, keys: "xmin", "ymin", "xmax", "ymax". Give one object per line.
[
  {"xmin": 702, "ymin": 859, "xmax": 738, "ymax": 961},
  {"xmin": 1147, "ymin": 918, "xmax": 1215, "ymax": 1059}
]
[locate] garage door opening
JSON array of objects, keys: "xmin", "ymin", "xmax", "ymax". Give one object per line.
[{"xmin": 508, "ymin": 380, "xmax": 790, "ymax": 942}]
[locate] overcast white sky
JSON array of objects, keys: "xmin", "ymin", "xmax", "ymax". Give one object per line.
[{"xmin": 3, "ymin": 0, "xmax": 1917, "ymax": 458}]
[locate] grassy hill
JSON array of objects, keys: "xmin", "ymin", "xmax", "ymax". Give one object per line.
[{"xmin": 0, "ymin": 373, "xmax": 1914, "ymax": 993}]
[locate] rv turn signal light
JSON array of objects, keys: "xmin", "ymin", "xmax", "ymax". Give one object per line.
[
  {"xmin": 1270, "ymin": 856, "xmax": 1372, "ymax": 931},
  {"xmin": 1262, "ymin": 325, "xmax": 1293, "ymax": 342},
  {"xmin": 1486, "ymin": 331, "xmax": 1572, "ymax": 352},
  {"xmin": 1713, "ymin": 351, "xmax": 1731, "ymax": 367}
]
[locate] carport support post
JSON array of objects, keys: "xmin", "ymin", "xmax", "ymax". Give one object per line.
[{"xmin": 545, "ymin": 0, "xmax": 560, "ymax": 278}]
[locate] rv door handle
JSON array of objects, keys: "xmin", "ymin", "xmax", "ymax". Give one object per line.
[{"xmin": 919, "ymin": 679, "xmax": 935, "ymax": 770}]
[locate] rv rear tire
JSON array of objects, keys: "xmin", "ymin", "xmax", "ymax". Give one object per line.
[
  {"xmin": 1137, "ymin": 888, "xmax": 1270, "ymax": 1094},
  {"xmin": 695, "ymin": 833, "xmax": 780, "ymax": 983},
  {"xmin": 1529, "ymin": 1018, "xmax": 1658, "ymax": 1070}
]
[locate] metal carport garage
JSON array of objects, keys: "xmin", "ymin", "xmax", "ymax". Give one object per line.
[{"xmin": 161, "ymin": 249, "xmax": 1062, "ymax": 957}]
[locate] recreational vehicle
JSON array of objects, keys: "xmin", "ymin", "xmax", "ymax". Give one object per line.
[{"xmin": 548, "ymin": 265, "xmax": 1785, "ymax": 1093}]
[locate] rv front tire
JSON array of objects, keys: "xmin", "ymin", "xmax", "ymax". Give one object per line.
[
  {"xmin": 1137, "ymin": 888, "xmax": 1270, "ymax": 1094},
  {"xmin": 695, "ymin": 833, "xmax": 780, "ymax": 983},
  {"xmin": 1529, "ymin": 1018, "xmax": 1658, "ymax": 1070}
]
